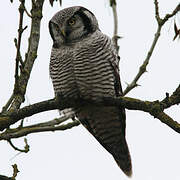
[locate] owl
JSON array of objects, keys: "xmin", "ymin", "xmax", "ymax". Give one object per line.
[{"xmin": 49, "ymin": 6, "xmax": 132, "ymax": 176}]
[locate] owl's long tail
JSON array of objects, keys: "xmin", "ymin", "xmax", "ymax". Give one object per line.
[{"xmin": 76, "ymin": 105, "xmax": 132, "ymax": 177}]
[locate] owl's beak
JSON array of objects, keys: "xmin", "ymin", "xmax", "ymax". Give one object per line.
[{"xmin": 60, "ymin": 29, "xmax": 66, "ymax": 37}]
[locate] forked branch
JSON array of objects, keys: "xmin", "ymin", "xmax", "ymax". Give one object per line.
[
  {"xmin": 0, "ymin": 84, "xmax": 179, "ymax": 138},
  {"xmin": 123, "ymin": 1, "xmax": 180, "ymax": 95}
]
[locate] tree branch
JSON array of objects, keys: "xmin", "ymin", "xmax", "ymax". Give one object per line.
[
  {"xmin": 123, "ymin": 1, "xmax": 180, "ymax": 95},
  {"xmin": 0, "ymin": 120, "xmax": 80, "ymax": 140},
  {"xmin": 154, "ymin": 112, "xmax": 180, "ymax": 134},
  {"xmin": 161, "ymin": 3, "xmax": 180, "ymax": 26},
  {"xmin": 161, "ymin": 84, "xmax": 180, "ymax": 108},
  {"xmin": 0, "ymin": 164, "xmax": 19, "ymax": 180},
  {"xmin": 9, "ymin": 0, "xmax": 45, "ymax": 111},
  {"xmin": 123, "ymin": 25, "xmax": 161, "ymax": 95},
  {"xmin": 14, "ymin": 0, "xmax": 26, "ymax": 98},
  {"xmin": 154, "ymin": 0, "xmax": 160, "ymax": 22},
  {"xmin": 11, "ymin": 164, "xmax": 19, "ymax": 180},
  {"xmin": 1, "ymin": 94, "xmax": 14, "ymax": 113},
  {"xmin": 22, "ymin": 3, "xmax": 32, "ymax": 18},
  {"xmin": 0, "ymin": 84, "xmax": 179, "ymax": 134},
  {"xmin": 8, "ymin": 138, "xmax": 29, "ymax": 153},
  {"xmin": 110, "ymin": 0, "xmax": 120, "ymax": 54},
  {"xmin": 0, "ymin": 175, "xmax": 13, "ymax": 180}
]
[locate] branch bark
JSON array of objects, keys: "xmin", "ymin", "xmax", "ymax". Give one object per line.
[
  {"xmin": 0, "ymin": 120, "xmax": 80, "ymax": 140},
  {"xmin": 110, "ymin": 0, "xmax": 120, "ymax": 54},
  {"xmin": 14, "ymin": 0, "xmax": 25, "ymax": 94},
  {"xmin": 0, "ymin": 84, "xmax": 179, "ymax": 135}
]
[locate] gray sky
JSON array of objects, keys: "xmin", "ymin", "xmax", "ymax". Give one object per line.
[{"xmin": 0, "ymin": 1, "xmax": 180, "ymax": 180}]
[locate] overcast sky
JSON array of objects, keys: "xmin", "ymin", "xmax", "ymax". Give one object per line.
[{"xmin": 0, "ymin": 1, "xmax": 180, "ymax": 180}]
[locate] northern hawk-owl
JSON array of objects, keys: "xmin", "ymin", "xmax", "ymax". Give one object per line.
[{"xmin": 49, "ymin": 6, "xmax": 132, "ymax": 176}]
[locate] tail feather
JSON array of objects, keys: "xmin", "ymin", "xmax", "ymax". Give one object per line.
[
  {"xmin": 76, "ymin": 104, "xmax": 132, "ymax": 176},
  {"xmin": 113, "ymin": 140, "xmax": 132, "ymax": 177}
]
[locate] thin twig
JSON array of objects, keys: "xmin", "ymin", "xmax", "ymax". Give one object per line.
[
  {"xmin": 1, "ymin": 2, "xmax": 28, "ymax": 112},
  {"xmin": 110, "ymin": 0, "xmax": 119, "ymax": 54},
  {"xmin": 8, "ymin": 138, "xmax": 29, "ymax": 153},
  {"xmin": 22, "ymin": 4, "xmax": 32, "ymax": 18},
  {"xmin": 154, "ymin": 0, "xmax": 161, "ymax": 22},
  {"xmin": 0, "ymin": 115, "xmax": 76, "ymax": 140},
  {"xmin": 1, "ymin": 120, "xmax": 80, "ymax": 140},
  {"xmin": 12, "ymin": 164, "xmax": 19, "ymax": 179},
  {"xmin": 26, "ymin": 116, "xmax": 71, "ymax": 128},
  {"xmin": 162, "ymin": 3, "xmax": 180, "ymax": 25},
  {"xmin": 123, "ymin": 2, "xmax": 180, "ymax": 95},
  {"xmin": 9, "ymin": 0, "xmax": 45, "ymax": 111},
  {"xmin": 14, "ymin": 1, "xmax": 25, "ymax": 96},
  {"xmin": 59, "ymin": 0, "xmax": 62, "ymax": 6},
  {"xmin": 123, "ymin": 25, "xmax": 162, "ymax": 95},
  {"xmin": 1, "ymin": 94, "xmax": 14, "ymax": 113}
]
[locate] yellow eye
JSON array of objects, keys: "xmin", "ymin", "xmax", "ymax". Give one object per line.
[{"xmin": 68, "ymin": 18, "xmax": 76, "ymax": 26}]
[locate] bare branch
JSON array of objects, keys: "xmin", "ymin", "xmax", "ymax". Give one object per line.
[
  {"xmin": 0, "ymin": 119, "xmax": 80, "ymax": 140},
  {"xmin": 154, "ymin": 0, "xmax": 161, "ymax": 22},
  {"xmin": 59, "ymin": 0, "xmax": 62, "ymax": 6},
  {"xmin": 1, "ymin": 94, "xmax": 14, "ymax": 113},
  {"xmin": 11, "ymin": 164, "xmax": 19, "ymax": 180},
  {"xmin": 161, "ymin": 3, "xmax": 180, "ymax": 25},
  {"xmin": 3, "ymin": 0, "xmax": 45, "ymax": 113},
  {"xmin": 27, "ymin": 116, "xmax": 70, "ymax": 128},
  {"xmin": 0, "ymin": 84, "xmax": 179, "ymax": 134},
  {"xmin": 22, "ymin": 4, "xmax": 32, "ymax": 18},
  {"xmin": 14, "ymin": 1, "xmax": 26, "ymax": 97},
  {"xmin": 173, "ymin": 21, "xmax": 180, "ymax": 40},
  {"xmin": 0, "ymin": 164, "xmax": 19, "ymax": 180},
  {"xmin": 0, "ymin": 175, "xmax": 13, "ymax": 180},
  {"xmin": 123, "ymin": 25, "xmax": 161, "ymax": 95},
  {"xmin": 9, "ymin": 0, "xmax": 45, "ymax": 111},
  {"xmin": 8, "ymin": 138, "xmax": 29, "ymax": 153},
  {"xmin": 161, "ymin": 84, "xmax": 180, "ymax": 108},
  {"xmin": 0, "ymin": 115, "xmax": 78, "ymax": 140},
  {"xmin": 1, "ymin": 0, "xmax": 179, "ymax": 153},
  {"xmin": 110, "ymin": 0, "xmax": 120, "ymax": 54},
  {"xmin": 123, "ymin": 2, "xmax": 180, "ymax": 95},
  {"xmin": 155, "ymin": 112, "xmax": 180, "ymax": 134}
]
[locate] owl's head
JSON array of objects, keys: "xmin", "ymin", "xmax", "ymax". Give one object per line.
[{"xmin": 49, "ymin": 6, "xmax": 99, "ymax": 47}]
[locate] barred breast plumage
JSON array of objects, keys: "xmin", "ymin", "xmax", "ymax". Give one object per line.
[
  {"xmin": 49, "ymin": 6, "xmax": 132, "ymax": 176},
  {"xmin": 50, "ymin": 31, "xmax": 116, "ymax": 99}
]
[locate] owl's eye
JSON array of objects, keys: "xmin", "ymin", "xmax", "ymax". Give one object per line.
[{"xmin": 68, "ymin": 18, "xmax": 76, "ymax": 26}]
